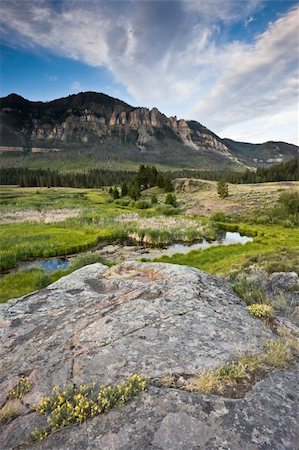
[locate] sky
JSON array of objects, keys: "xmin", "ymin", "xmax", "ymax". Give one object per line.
[{"xmin": 0, "ymin": 0, "xmax": 298, "ymax": 145}]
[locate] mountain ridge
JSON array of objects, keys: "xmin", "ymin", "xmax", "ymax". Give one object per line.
[{"xmin": 0, "ymin": 91, "xmax": 298, "ymax": 170}]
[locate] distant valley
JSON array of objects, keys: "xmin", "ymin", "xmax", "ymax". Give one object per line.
[{"xmin": 0, "ymin": 91, "xmax": 298, "ymax": 171}]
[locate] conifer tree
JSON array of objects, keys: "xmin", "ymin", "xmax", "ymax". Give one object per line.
[{"xmin": 217, "ymin": 179, "xmax": 229, "ymax": 199}]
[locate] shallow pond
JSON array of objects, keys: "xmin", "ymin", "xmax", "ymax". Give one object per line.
[
  {"xmin": 18, "ymin": 258, "xmax": 70, "ymax": 274},
  {"xmin": 140, "ymin": 231, "xmax": 253, "ymax": 259},
  {"xmin": 12, "ymin": 231, "xmax": 253, "ymax": 275}
]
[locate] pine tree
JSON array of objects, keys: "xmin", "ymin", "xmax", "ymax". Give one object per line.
[
  {"xmin": 121, "ymin": 182, "xmax": 128, "ymax": 197},
  {"xmin": 112, "ymin": 187, "xmax": 120, "ymax": 200},
  {"xmin": 217, "ymin": 179, "xmax": 229, "ymax": 199}
]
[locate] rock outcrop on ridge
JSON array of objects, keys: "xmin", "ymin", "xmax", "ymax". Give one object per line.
[
  {"xmin": 1, "ymin": 92, "xmax": 298, "ymax": 169},
  {"xmin": 0, "ymin": 262, "xmax": 297, "ymax": 449}
]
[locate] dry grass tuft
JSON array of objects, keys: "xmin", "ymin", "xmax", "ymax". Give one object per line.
[
  {"xmin": 159, "ymin": 375, "xmax": 176, "ymax": 387},
  {"xmin": 0, "ymin": 403, "xmax": 20, "ymax": 422},
  {"xmin": 261, "ymin": 340, "xmax": 293, "ymax": 369},
  {"xmin": 185, "ymin": 338, "xmax": 295, "ymax": 396},
  {"xmin": 186, "ymin": 370, "xmax": 223, "ymax": 394}
]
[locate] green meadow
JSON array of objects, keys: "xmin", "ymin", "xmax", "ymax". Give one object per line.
[
  {"xmin": 0, "ymin": 183, "xmax": 298, "ymax": 302},
  {"xmin": 154, "ymin": 222, "xmax": 299, "ymax": 275}
]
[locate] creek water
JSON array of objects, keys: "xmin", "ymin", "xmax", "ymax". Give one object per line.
[
  {"xmin": 148, "ymin": 231, "xmax": 253, "ymax": 258},
  {"xmin": 12, "ymin": 231, "xmax": 253, "ymax": 275}
]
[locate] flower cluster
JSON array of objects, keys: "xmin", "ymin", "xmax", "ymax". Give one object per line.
[
  {"xmin": 10, "ymin": 376, "xmax": 31, "ymax": 400},
  {"xmin": 247, "ymin": 303, "xmax": 273, "ymax": 318},
  {"xmin": 33, "ymin": 374, "xmax": 146, "ymax": 442}
]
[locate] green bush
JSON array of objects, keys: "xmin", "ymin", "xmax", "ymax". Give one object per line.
[
  {"xmin": 233, "ymin": 279, "xmax": 266, "ymax": 305},
  {"xmin": 70, "ymin": 253, "xmax": 112, "ymax": 271},
  {"xmin": 156, "ymin": 204, "xmax": 179, "ymax": 216},
  {"xmin": 135, "ymin": 200, "xmax": 151, "ymax": 209},
  {"xmin": 114, "ymin": 198, "xmax": 131, "ymax": 206},
  {"xmin": 165, "ymin": 193, "xmax": 177, "ymax": 207},
  {"xmin": 151, "ymin": 194, "xmax": 158, "ymax": 204},
  {"xmin": 254, "ymin": 215, "xmax": 271, "ymax": 224},
  {"xmin": 278, "ymin": 191, "xmax": 299, "ymax": 216},
  {"xmin": 211, "ymin": 211, "xmax": 228, "ymax": 222}
]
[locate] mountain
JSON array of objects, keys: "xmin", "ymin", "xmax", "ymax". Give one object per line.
[{"xmin": 0, "ymin": 92, "xmax": 298, "ymax": 170}]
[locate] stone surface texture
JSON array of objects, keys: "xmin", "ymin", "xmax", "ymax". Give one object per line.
[{"xmin": 0, "ymin": 262, "xmax": 297, "ymax": 449}]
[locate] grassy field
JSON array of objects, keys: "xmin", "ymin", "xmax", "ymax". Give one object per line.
[
  {"xmin": 154, "ymin": 222, "xmax": 299, "ymax": 275},
  {"xmin": 1, "ymin": 181, "xmax": 298, "ymax": 302},
  {"xmin": 0, "ymin": 186, "xmax": 206, "ymax": 271},
  {"xmin": 0, "ymin": 154, "xmax": 182, "ymax": 173},
  {"xmin": 177, "ymin": 180, "xmax": 299, "ymax": 218}
]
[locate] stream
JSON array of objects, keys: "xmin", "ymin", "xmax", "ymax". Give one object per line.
[{"xmin": 12, "ymin": 231, "xmax": 253, "ymax": 276}]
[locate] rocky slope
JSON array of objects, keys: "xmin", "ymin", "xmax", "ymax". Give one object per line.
[
  {"xmin": 1, "ymin": 92, "xmax": 298, "ymax": 169},
  {"xmin": 0, "ymin": 262, "xmax": 298, "ymax": 449}
]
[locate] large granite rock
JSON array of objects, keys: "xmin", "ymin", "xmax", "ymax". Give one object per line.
[{"xmin": 0, "ymin": 262, "xmax": 297, "ymax": 449}]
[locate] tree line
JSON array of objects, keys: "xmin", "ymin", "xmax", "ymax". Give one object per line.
[
  {"xmin": 224, "ymin": 158, "xmax": 299, "ymax": 184},
  {"xmin": 0, "ymin": 158, "xmax": 298, "ymax": 188},
  {"xmin": 0, "ymin": 168, "xmax": 135, "ymax": 188}
]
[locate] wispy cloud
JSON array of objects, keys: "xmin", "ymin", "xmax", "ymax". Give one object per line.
[
  {"xmin": 0, "ymin": 0, "xmax": 298, "ymax": 144},
  {"xmin": 46, "ymin": 74, "xmax": 58, "ymax": 82},
  {"xmin": 71, "ymin": 80, "xmax": 81, "ymax": 91}
]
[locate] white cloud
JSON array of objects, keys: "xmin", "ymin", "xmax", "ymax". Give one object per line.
[
  {"xmin": 221, "ymin": 107, "xmax": 299, "ymax": 145},
  {"xmin": 0, "ymin": 0, "xmax": 298, "ymax": 144},
  {"xmin": 191, "ymin": 7, "xmax": 299, "ymax": 140}
]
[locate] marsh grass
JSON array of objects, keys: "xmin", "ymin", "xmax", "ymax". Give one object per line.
[
  {"xmin": 154, "ymin": 223, "xmax": 299, "ymax": 275},
  {"xmin": 69, "ymin": 252, "xmax": 113, "ymax": 271},
  {"xmin": 0, "ymin": 253, "xmax": 113, "ymax": 302},
  {"xmin": 0, "ymin": 269, "xmax": 51, "ymax": 303}
]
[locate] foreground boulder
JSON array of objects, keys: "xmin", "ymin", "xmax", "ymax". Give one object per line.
[{"xmin": 0, "ymin": 262, "xmax": 297, "ymax": 449}]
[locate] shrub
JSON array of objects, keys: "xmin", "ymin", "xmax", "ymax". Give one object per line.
[
  {"xmin": 151, "ymin": 194, "xmax": 158, "ymax": 204},
  {"xmin": 233, "ymin": 279, "xmax": 266, "ymax": 305},
  {"xmin": 114, "ymin": 198, "xmax": 130, "ymax": 206},
  {"xmin": 278, "ymin": 191, "xmax": 299, "ymax": 217},
  {"xmin": 254, "ymin": 215, "xmax": 271, "ymax": 224},
  {"xmin": 70, "ymin": 253, "xmax": 112, "ymax": 271},
  {"xmin": 156, "ymin": 205, "xmax": 179, "ymax": 216},
  {"xmin": 165, "ymin": 193, "xmax": 177, "ymax": 207},
  {"xmin": 247, "ymin": 303, "xmax": 273, "ymax": 318},
  {"xmin": 135, "ymin": 200, "xmax": 151, "ymax": 210},
  {"xmin": 211, "ymin": 211, "xmax": 228, "ymax": 222}
]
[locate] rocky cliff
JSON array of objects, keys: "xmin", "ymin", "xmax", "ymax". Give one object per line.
[
  {"xmin": 1, "ymin": 92, "xmax": 298, "ymax": 169},
  {"xmin": 0, "ymin": 262, "xmax": 298, "ymax": 449}
]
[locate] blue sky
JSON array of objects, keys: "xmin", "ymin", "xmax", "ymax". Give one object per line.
[{"xmin": 0, "ymin": 0, "xmax": 298, "ymax": 144}]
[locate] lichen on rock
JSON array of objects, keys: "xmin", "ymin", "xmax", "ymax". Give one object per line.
[{"xmin": 0, "ymin": 262, "xmax": 297, "ymax": 449}]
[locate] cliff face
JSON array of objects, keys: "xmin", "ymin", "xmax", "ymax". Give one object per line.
[
  {"xmin": 0, "ymin": 92, "xmax": 228, "ymax": 151},
  {"xmin": 0, "ymin": 262, "xmax": 297, "ymax": 449},
  {"xmin": 0, "ymin": 92, "xmax": 298, "ymax": 168}
]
